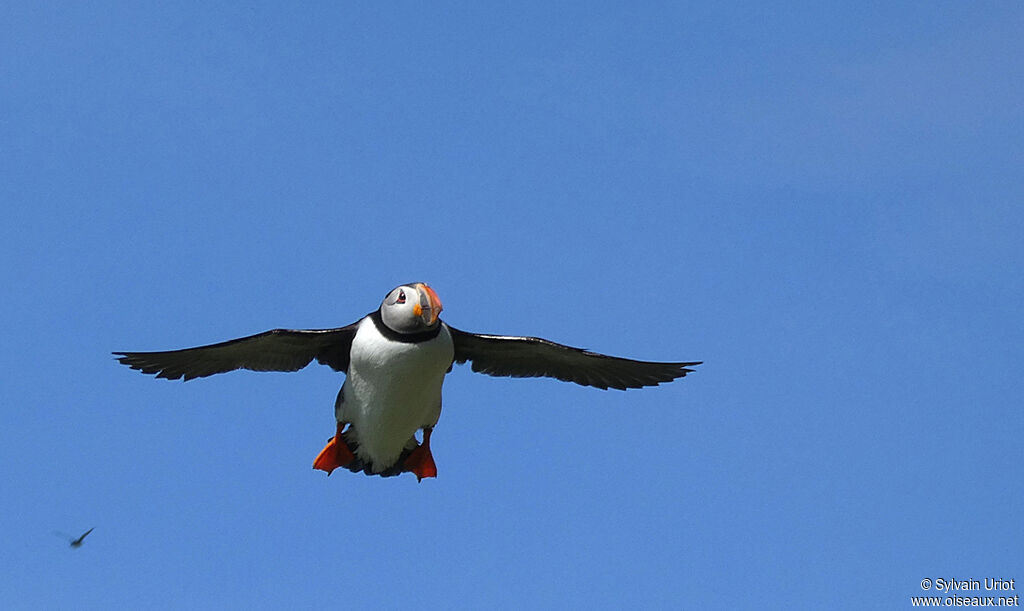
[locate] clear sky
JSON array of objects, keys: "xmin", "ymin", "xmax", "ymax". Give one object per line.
[{"xmin": 2, "ymin": 3, "xmax": 1021, "ymax": 609}]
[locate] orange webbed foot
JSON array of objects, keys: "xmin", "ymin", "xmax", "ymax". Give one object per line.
[
  {"xmin": 403, "ymin": 427, "xmax": 437, "ymax": 482},
  {"xmin": 313, "ymin": 423, "xmax": 355, "ymax": 476}
]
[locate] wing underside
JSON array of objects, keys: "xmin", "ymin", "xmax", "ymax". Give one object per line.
[
  {"xmin": 114, "ymin": 325, "xmax": 359, "ymax": 381},
  {"xmin": 448, "ymin": 325, "xmax": 700, "ymax": 390}
]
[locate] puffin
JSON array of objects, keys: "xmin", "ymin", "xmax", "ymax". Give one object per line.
[
  {"xmin": 115, "ymin": 283, "xmax": 700, "ymax": 481},
  {"xmin": 54, "ymin": 528, "xmax": 94, "ymax": 548}
]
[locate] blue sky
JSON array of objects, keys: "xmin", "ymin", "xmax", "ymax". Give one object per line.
[{"xmin": 2, "ymin": 2, "xmax": 1021, "ymax": 609}]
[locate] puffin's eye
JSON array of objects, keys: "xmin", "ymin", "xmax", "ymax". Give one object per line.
[{"xmin": 396, "ymin": 290, "xmax": 406, "ymax": 304}]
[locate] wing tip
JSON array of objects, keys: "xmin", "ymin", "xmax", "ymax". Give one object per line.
[{"xmin": 113, "ymin": 352, "xmax": 190, "ymax": 382}]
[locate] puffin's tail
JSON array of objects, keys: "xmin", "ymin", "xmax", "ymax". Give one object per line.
[{"xmin": 338, "ymin": 429, "xmax": 419, "ymax": 479}]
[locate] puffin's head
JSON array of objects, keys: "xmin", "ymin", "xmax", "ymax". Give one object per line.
[{"xmin": 379, "ymin": 282, "xmax": 444, "ymax": 334}]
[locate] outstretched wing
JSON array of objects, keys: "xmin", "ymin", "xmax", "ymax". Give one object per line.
[
  {"xmin": 448, "ymin": 326, "xmax": 700, "ymax": 391},
  {"xmin": 114, "ymin": 324, "xmax": 360, "ymax": 381}
]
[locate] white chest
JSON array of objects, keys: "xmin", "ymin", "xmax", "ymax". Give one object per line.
[{"xmin": 339, "ymin": 319, "xmax": 454, "ymax": 469}]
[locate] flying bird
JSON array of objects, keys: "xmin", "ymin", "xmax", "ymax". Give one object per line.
[
  {"xmin": 115, "ymin": 283, "xmax": 700, "ymax": 481},
  {"xmin": 54, "ymin": 528, "xmax": 94, "ymax": 548}
]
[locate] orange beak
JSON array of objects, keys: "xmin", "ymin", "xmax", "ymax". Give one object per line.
[{"xmin": 413, "ymin": 283, "xmax": 443, "ymax": 325}]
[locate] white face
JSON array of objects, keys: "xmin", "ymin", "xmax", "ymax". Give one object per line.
[{"xmin": 380, "ymin": 283, "xmax": 443, "ymax": 334}]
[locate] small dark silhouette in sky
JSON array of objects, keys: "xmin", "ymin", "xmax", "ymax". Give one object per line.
[{"xmin": 53, "ymin": 528, "xmax": 94, "ymax": 548}]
